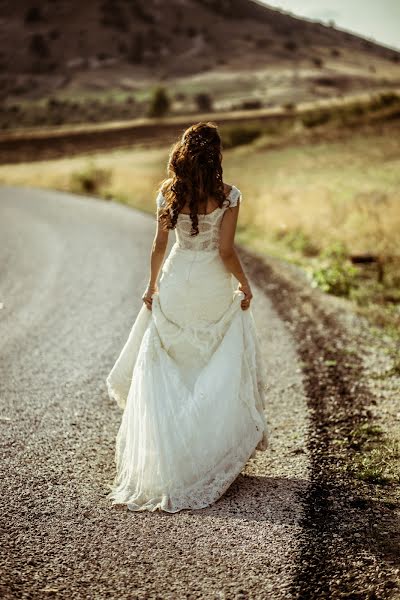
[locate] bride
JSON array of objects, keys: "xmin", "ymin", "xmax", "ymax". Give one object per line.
[{"xmin": 106, "ymin": 121, "xmax": 269, "ymax": 513}]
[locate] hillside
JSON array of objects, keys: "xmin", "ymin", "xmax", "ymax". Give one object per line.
[{"xmin": 1, "ymin": 0, "xmax": 400, "ymax": 128}]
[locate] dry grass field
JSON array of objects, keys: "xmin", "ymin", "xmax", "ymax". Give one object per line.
[{"xmin": 1, "ymin": 114, "xmax": 399, "ymax": 336}]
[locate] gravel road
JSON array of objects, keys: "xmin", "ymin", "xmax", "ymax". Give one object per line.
[{"xmin": 0, "ymin": 186, "xmax": 310, "ymax": 599}]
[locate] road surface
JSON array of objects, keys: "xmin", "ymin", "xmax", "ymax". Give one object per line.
[{"xmin": 0, "ymin": 186, "xmax": 309, "ymax": 599}]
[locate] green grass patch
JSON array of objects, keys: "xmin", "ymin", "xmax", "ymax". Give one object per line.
[
  {"xmin": 308, "ymin": 243, "xmax": 360, "ymax": 296},
  {"xmin": 275, "ymin": 229, "xmax": 319, "ymax": 257},
  {"xmin": 345, "ymin": 423, "xmax": 400, "ymax": 487}
]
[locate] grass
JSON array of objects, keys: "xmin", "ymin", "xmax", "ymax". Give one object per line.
[
  {"xmin": 224, "ymin": 127, "xmax": 400, "ymax": 259},
  {"xmin": 346, "ymin": 423, "xmax": 400, "ymax": 491},
  {"xmin": 0, "ymin": 146, "xmax": 169, "ymax": 212}
]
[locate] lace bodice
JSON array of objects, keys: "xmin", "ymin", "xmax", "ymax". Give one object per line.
[{"xmin": 156, "ymin": 185, "xmax": 242, "ymax": 252}]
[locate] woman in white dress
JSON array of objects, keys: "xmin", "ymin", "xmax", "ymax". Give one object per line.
[{"xmin": 106, "ymin": 121, "xmax": 269, "ymax": 513}]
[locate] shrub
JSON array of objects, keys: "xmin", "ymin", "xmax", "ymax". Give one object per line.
[
  {"xmin": 344, "ymin": 102, "xmax": 366, "ymax": 119},
  {"xmin": 277, "ymin": 229, "xmax": 318, "ymax": 256},
  {"xmin": 48, "ymin": 29, "xmax": 60, "ymax": 40},
  {"xmin": 302, "ymin": 110, "xmax": 331, "ymax": 128},
  {"xmin": 70, "ymin": 163, "xmax": 112, "ymax": 196},
  {"xmin": 129, "ymin": 3, "xmax": 155, "ymax": 24},
  {"xmin": 282, "ymin": 102, "xmax": 296, "ymax": 112},
  {"xmin": 220, "ymin": 124, "xmax": 262, "ymax": 149},
  {"xmin": 47, "ymin": 97, "xmax": 60, "ymax": 109},
  {"xmin": 29, "ymin": 33, "xmax": 50, "ymax": 58},
  {"xmin": 370, "ymin": 92, "xmax": 399, "ymax": 111},
  {"xmin": 24, "ymin": 6, "xmax": 43, "ymax": 24},
  {"xmin": 312, "ymin": 57, "xmax": 324, "ymax": 68},
  {"xmin": 284, "ymin": 40, "xmax": 297, "ymax": 52},
  {"xmin": 310, "ymin": 244, "xmax": 359, "ymax": 296},
  {"xmin": 147, "ymin": 87, "xmax": 170, "ymax": 118},
  {"xmin": 313, "ymin": 76, "xmax": 336, "ymax": 87},
  {"xmin": 118, "ymin": 41, "xmax": 128, "ymax": 55},
  {"xmin": 128, "ymin": 34, "xmax": 144, "ymax": 63},
  {"xmin": 194, "ymin": 93, "xmax": 213, "ymax": 112},
  {"xmin": 255, "ymin": 38, "xmax": 270, "ymax": 49},
  {"xmin": 240, "ymin": 99, "xmax": 262, "ymax": 110},
  {"xmin": 100, "ymin": 1, "xmax": 128, "ymax": 31}
]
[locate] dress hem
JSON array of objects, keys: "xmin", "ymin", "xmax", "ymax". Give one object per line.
[{"xmin": 106, "ymin": 426, "xmax": 268, "ymax": 514}]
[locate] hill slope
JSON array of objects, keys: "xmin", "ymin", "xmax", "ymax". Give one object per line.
[
  {"xmin": 1, "ymin": 0, "xmax": 400, "ymax": 130},
  {"xmin": 2, "ymin": 0, "xmax": 400, "ymax": 94}
]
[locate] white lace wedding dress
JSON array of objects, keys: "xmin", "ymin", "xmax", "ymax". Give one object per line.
[{"xmin": 106, "ymin": 185, "xmax": 269, "ymax": 512}]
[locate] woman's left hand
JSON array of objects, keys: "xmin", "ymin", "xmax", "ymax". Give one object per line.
[{"xmin": 142, "ymin": 284, "xmax": 158, "ymax": 310}]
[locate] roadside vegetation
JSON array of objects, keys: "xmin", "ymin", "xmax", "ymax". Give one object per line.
[{"xmin": 346, "ymin": 423, "xmax": 399, "ymax": 493}]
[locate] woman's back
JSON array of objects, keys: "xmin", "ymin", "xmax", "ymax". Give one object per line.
[{"xmin": 156, "ymin": 184, "xmax": 242, "ymax": 253}]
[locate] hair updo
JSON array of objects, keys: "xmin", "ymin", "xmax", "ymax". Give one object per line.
[{"xmin": 158, "ymin": 121, "xmax": 229, "ymax": 236}]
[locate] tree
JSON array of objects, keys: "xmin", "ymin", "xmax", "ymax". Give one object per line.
[
  {"xmin": 29, "ymin": 33, "xmax": 50, "ymax": 58},
  {"xmin": 147, "ymin": 87, "xmax": 170, "ymax": 118},
  {"xmin": 128, "ymin": 33, "xmax": 144, "ymax": 64},
  {"xmin": 312, "ymin": 57, "xmax": 324, "ymax": 68},
  {"xmin": 195, "ymin": 92, "xmax": 213, "ymax": 113},
  {"xmin": 284, "ymin": 39, "xmax": 297, "ymax": 52},
  {"xmin": 24, "ymin": 6, "xmax": 43, "ymax": 24}
]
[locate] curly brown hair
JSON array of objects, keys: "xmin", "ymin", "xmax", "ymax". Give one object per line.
[{"xmin": 158, "ymin": 121, "xmax": 230, "ymax": 236}]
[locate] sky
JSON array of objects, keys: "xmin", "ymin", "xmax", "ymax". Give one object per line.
[{"xmin": 261, "ymin": 0, "xmax": 400, "ymax": 51}]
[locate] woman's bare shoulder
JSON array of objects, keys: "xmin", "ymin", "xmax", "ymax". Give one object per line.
[{"xmin": 223, "ymin": 182, "xmax": 233, "ymax": 196}]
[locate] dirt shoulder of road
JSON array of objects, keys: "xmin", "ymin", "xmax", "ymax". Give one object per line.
[{"xmin": 238, "ymin": 244, "xmax": 400, "ymax": 598}]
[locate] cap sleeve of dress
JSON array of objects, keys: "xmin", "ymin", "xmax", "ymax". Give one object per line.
[
  {"xmin": 156, "ymin": 189, "xmax": 165, "ymax": 209},
  {"xmin": 229, "ymin": 185, "xmax": 242, "ymax": 207}
]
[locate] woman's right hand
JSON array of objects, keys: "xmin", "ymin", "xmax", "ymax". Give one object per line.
[
  {"xmin": 142, "ymin": 283, "xmax": 158, "ymax": 311},
  {"xmin": 238, "ymin": 281, "xmax": 253, "ymax": 310}
]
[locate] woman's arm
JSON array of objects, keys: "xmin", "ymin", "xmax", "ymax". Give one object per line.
[
  {"xmin": 219, "ymin": 201, "xmax": 253, "ymax": 310},
  {"xmin": 142, "ymin": 208, "xmax": 169, "ymax": 310}
]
